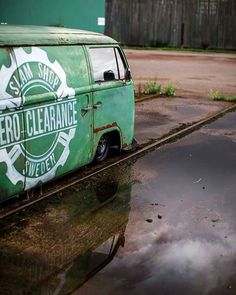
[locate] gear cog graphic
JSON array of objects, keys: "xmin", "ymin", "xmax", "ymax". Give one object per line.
[{"xmin": 0, "ymin": 47, "xmax": 76, "ymax": 190}]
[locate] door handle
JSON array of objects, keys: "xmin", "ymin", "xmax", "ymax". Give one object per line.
[
  {"xmin": 82, "ymin": 105, "xmax": 92, "ymax": 112},
  {"xmin": 93, "ymin": 102, "xmax": 102, "ymax": 109}
]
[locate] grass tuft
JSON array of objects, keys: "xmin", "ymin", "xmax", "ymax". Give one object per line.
[
  {"xmin": 144, "ymin": 81, "xmax": 162, "ymax": 95},
  {"xmin": 209, "ymin": 89, "xmax": 236, "ymax": 102},
  {"xmin": 136, "ymin": 80, "xmax": 176, "ymax": 98},
  {"xmin": 163, "ymin": 84, "xmax": 176, "ymax": 96}
]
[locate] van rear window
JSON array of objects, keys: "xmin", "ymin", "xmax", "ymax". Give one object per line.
[{"xmin": 89, "ymin": 47, "xmax": 125, "ymax": 83}]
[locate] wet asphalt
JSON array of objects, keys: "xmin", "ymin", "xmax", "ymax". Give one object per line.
[{"xmin": 1, "ymin": 111, "xmax": 236, "ymax": 295}]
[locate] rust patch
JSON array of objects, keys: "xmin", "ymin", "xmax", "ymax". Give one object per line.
[
  {"xmin": 122, "ymin": 143, "xmax": 128, "ymax": 148},
  {"xmin": 6, "ymin": 47, "xmax": 12, "ymax": 53},
  {"xmin": 94, "ymin": 122, "xmax": 117, "ymax": 133}
]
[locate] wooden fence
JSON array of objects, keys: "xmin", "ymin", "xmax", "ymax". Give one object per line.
[{"xmin": 105, "ymin": 0, "xmax": 236, "ymax": 49}]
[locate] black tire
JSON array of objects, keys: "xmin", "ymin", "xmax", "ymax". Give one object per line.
[{"xmin": 94, "ymin": 134, "xmax": 110, "ymax": 162}]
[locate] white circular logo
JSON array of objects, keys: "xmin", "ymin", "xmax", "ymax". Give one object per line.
[{"xmin": 0, "ymin": 47, "xmax": 77, "ymax": 189}]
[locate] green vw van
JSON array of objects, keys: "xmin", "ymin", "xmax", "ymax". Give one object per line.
[{"xmin": 0, "ymin": 25, "xmax": 135, "ymax": 202}]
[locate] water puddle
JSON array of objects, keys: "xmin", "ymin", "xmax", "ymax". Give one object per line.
[
  {"xmin": 1, "ymin": 112, "xmax": 236, "ymax": 294},
  {"xmin": 0, "ymin": 168, "xmax": 132, "ymax": 294}
]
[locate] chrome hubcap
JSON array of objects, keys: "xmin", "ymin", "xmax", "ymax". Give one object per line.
[{"xmin": 97, "ymin": 136, "xmax": 107, "ymax": 155}]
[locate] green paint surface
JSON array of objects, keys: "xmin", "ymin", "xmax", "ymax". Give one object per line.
[
  {"xmin": 0, "ymin": 0, "xmax": 105, "ymax": 33},
  {"xmin": 0, "ymin": 25, "xmax": 116, "ymax": 46}
]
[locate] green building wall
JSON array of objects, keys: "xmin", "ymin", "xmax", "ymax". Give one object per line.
[{"xmin": 0, "ymin": 0, "xmax": 105, "ymax": 33}]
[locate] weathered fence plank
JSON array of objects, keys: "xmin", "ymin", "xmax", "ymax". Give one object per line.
[{"xmin": 105, "ymin": 0, "xmax": 236, "ymax": 49}]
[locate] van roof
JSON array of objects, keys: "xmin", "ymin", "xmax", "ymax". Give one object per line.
[{"xmin": 0, "ymin": 25, "xmax": 118, "ymax": 46}]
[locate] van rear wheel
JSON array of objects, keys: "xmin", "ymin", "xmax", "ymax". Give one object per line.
[{"xmin": 94, "ymin": 134, "xmax": 110, "ymax": 162}]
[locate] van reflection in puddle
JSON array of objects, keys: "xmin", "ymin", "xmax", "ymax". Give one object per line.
[{"xmin": 0, "ymin": 165, "xmax": 132, "ymax": 294}]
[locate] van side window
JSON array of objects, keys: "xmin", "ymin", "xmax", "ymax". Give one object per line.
[
  {"xmin": 89, "ymin": 47, "xmax": 126, "ymax": 83},
  {"xmin": 115, "ymin": 48, "xmax": 126, "ymax": 80}
]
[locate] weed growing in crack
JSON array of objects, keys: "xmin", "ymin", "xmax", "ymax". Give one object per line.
[
  {"xmin": 144, "ymin": 81, "xmax": 162, "ymax": 95},
  {"xmin": 209, "ymin": 89, "xmax": 236, "ymax": 102},
  {"xmin": 163, "ymin": 84, "xmax": 176, "ymax": 96}
]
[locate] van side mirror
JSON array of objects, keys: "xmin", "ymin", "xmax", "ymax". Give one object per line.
[
  {"xmin": 125, "ymin": 68, "xmax": 132, "ymax": 81},
  {"xmin": 104, "ymin": 70, "xmax": 115, "ymax": 81}
]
